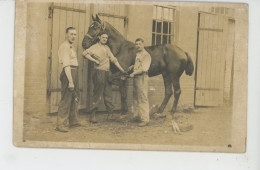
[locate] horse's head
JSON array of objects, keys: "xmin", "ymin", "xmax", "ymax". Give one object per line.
[
  {"xmin": 82, "ymin": 14, "xmax": 133, "ymax": 85},
  {"xmin": 82, "ymin": 14, "xmax": 105, "ymax": 49}
]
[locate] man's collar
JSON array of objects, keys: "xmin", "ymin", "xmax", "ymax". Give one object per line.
[
  {"xmin": 65, "ymin": 40, "xmax": 74, "ymax": 48},
  {"xmin": 137, "ymin": 49, "xmax": 145, "ymax": 54},
  {"xmin": 98, "ymin": 42, "xmax": 106, "ymax": 46}
]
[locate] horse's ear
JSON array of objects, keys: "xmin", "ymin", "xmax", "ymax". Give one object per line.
[
  {"xmin": 96, "ymin": 14, "xmax": 102, "ymax": 23},
  {"xmin": 92, "ymin": 14, "xmax": 96, "ymax": 21}
]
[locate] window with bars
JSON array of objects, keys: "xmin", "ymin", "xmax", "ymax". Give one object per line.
[{"xmin": 152, "ymin": 6, "xmax": 176, "ymax": 45}]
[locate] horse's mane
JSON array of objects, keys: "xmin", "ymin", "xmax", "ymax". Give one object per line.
[{"xmin": 104, "ymin": 21, "xmax": 125, "ymax": 40}]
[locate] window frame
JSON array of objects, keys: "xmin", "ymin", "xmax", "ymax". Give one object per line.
[{"xmin": 152, "ymin": 5, "xmax": 176, "ymax": 46}]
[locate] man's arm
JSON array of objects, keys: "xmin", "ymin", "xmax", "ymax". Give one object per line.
[
  {"xmin": 108, "ymin": 48, "xmax": 126, "ymax": 73},
  {"xmin": 130, "ymin": 54, "xmax": 151, "ymax": 77},
  {"xmin": 83, "ymin": 53, "xmax": 100, "ymax": 65},
  {"xmin": 59, "ymin": 46, "xmax": 74, "ymax": 89},
  {"xmin": 130, "ymin": 69, "xmax": 143, "ymax": 76},
  {"xmin": 82, "ymin": 46, "xmax": 100, "ymax": 64},
  {"xmin": 114, "ymin": 61, "xmax": 125, "ymax": 73},
  {"xmin": 64, "ymin": 66, "xmax": 74, "ymax": 89}
]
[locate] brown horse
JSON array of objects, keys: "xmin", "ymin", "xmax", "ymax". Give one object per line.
[{"xmin": 82, "ymin": 15, "xmax": 194, "ymax": 118}]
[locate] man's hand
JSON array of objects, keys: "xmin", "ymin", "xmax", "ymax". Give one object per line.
[
  {"xmin": 128, "ymin": 65, "xmax": 134, "ymax": 72},
  {"xmin": 120, "ymin": 69, "xmax": 127, "ymax": 75},
  {"xmin": 129, "ymin": 73, "xmax": 134, "ymax": 78},
  {"xmin": 69, "ymin": 82, "xmax": 74, "ymax": 91},
  {"xmin": 95, "ymin": 60, "xmax": 100, "ymax": 65}
]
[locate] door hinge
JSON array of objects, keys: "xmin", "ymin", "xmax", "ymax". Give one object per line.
[
  {"xmin": 48, "ymin": 6, "xmax": 54, "ymax": 19},
  {"xmin": 124, "ymin": 17, "xmax": 128, "ymax": 27}
]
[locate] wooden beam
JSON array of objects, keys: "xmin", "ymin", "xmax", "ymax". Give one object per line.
[
  {"xmin": 50, "ymin": 5, "xmax": 86, "ymax": 13},
  {"xmin": 195, "ymin": 88, "xmax": 220, "ymax": 91},
  {"xmin": 47, "ymin": 88, "xmax": 83, "ymax": 92},
  {"xmin": 98, "ymin": 12, "xmax": 126, "ymax": 20},
  {"xmin": 198, "ymin": 27, "xmax": 223, "ymax": 32}
]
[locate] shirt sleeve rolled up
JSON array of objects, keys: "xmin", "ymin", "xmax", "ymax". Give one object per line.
[
  {"xmin": 58, "ymin": 45, "xmax": 71, "ymax": 68},
  {"xmin": 84, "ymin": 45, "xmax": 95, "ymax": 56},
  {"xmin": 141, "ymin": 54, "xmax": 151, "ymax": 72},
  {"xmin": 107, "ymin": 46, "xmax": 118, "ymax": 63}
]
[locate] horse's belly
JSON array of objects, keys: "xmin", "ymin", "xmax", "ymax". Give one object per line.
[{"xmin": 148, "ymin": 63, "xmax": 163, "ymax": 77}]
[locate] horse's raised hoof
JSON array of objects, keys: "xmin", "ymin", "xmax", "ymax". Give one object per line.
[{"xmin": 154, "ymin": 113, "xmax": 166, "ymax": 119}]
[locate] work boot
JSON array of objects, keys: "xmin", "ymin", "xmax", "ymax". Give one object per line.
[
  {"xmin": 106, "ymin": 107, "xmax": 115, "ymax": 121},
  {"xmin": 55, "ymin": 126, "xmax": 69, "ymax": 133},
  {"xmin": 130, "ymin": 116, "xmax": 140, "ymax": 123},
  {"xmin": 89, "ymin": 110, "xmax": 97, "ymax": 123},
  {"xmin": 138, "ymin": 121, "xmax": 149, "ymax": 127},
  {"xmin": 70, "ymin": 121, "xmax": 82, "ymax": 127}
]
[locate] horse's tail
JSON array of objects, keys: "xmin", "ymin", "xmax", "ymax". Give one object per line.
[{"xmin": 184, "ymin": 52, "xmax": 194, "ymax": 76}]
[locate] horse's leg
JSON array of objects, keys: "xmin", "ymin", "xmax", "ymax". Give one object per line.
[
  {"xmin": 156, "ymin": 73, "xmax": 173, "ymax": 116},
  {"xmin": 170, "ymin": 76, "xmax": 181, "ymax": 114},
  {"xmin": 169, "ymin": 76, "xmax": 182, "ymax": 134},
  {"xmin": 119, "ymin": 80, "xmax": 128, "ymax": 116}
]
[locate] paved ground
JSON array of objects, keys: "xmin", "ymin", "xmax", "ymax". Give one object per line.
[{"xmin": 23, "ymin": 106, "xmax": 232, "ymax": 147}]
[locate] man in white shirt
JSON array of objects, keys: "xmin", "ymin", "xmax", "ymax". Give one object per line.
[
  {"xmin": 82, "ymin": 32, "xmax": 126, "ymax": 123},
  {"xmin": 56, "ymin": 27, "xmax": 81, "ymax": 133},
  {"xmin": 129, "ymin": 38, "xmax": 151, "ymax": 127}
]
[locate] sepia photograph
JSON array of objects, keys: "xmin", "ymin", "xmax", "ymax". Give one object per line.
[{"xmin": 13, "ymin": 0, "xmax": 248, "ymax": 152}]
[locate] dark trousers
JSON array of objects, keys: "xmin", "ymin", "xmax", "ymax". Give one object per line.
[
  {"xmin": 56, "ymin": 67, "xmax": 80, "ymax": 128},
  {"xmin": 90, "ymin": 69, "xmax": 114, "ymax": 112}
]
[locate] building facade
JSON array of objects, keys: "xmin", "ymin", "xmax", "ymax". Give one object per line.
[{"xmin": 24, "ymin": 2, "xmax": 235, "ymax": 114}]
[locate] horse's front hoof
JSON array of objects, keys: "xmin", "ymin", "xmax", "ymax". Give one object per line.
[{"xmin": 169, "ymin": 109, "xmax": 176, "ymax": 114}]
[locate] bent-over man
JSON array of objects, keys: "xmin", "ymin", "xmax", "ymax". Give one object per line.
[
  {"xmin": 129, "ymin": 38, "xmax": 151, "ymax": 127},
  {"xmin": 82, "ymin": 31, "xmax": 126, "ymax": 123}
]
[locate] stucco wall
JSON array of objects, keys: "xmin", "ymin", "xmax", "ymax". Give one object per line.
[
  {"xmin": 127, "ymin": 5, "xmax": 153, "ymax": 46},
  {"xmin": 24, "ymin": 3, "xmax": 49, "ymax": 114},
  {"xmin": 176, "ymin": 7, "xmax": 198, "ymax": 107}
]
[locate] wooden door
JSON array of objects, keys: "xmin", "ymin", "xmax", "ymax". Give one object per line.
[
  {"xmin": 87, "ymin": 4, "xmax": 128, "ymax": 111},
  {"xmin": 194, "ymin": 12, "xmax": 229, "ymax": 107},
  {"xmin": 223, "ymin": 19, "xmax": 235, "ymax": 104},
  {"xmin": 47, "ymin": 3, "xmax": 90, "ymax": 113}
]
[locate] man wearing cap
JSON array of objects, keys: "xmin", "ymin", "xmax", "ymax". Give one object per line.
[
  {"xmin": 56, "ymin": 27, "xmax": 81, "ymax": 133},
  {"xmin": 129, "ymin": 38, "xmax": 151, "ymax": 127},
  {"xmin": 82, "ymin": 32, "xmax": 126, "ymax": 123}
]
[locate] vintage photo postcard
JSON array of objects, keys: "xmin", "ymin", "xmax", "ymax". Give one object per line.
[{"xmin": 13, "ymin": 0, "xmax": 248, "ymax": 152}]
